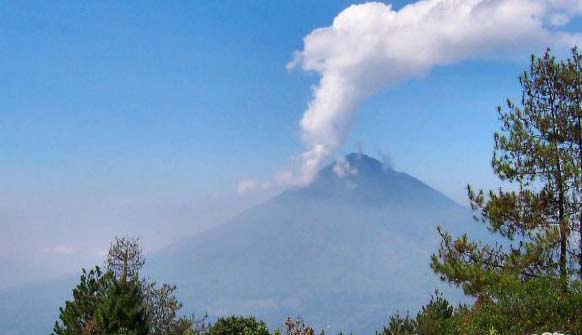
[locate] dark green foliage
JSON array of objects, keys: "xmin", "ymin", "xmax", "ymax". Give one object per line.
[
  {"xmin": 380, "ymin": 293, "xmax": 464, "ymax": 335},
  {"xmin": 461, "ymin": 276, "xmax": 582, "ymax": 334},
  {"xmin": 91, "ymin": 237, "xmax": 149, "ymax": 334},
  {"xmin": 377, "ymin": 312, "xmax": 415, "ymax": 335},
  {"xmin": 52, "ymin": 266, "xmax": 112, "ymax": 335},
  {"xmin": 383, "ymin": 277, "xmax": 582, "ymax": 335},
  {"xmin": 94, "ymin": 277, "xmax": 149, "ymax": 335},
  {"xmin": 415, "ymin": 292, "xmax": 456, "ymax": 335},
  {"xmin": 208, "ymin": 316, "xmax": 270, "ymax": 335}
]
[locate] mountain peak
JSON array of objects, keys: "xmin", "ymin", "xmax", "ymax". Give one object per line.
[
  {"xmin": 276, "ymin": 152, "xmax": 456, "ymax": 210},
  {"xmin": 317, "ymin": 153, "xmax": 388, "ymax": 181},
  {"xmin": 343, "ymin": 152, "xmax": 387, "ymax": 173}
]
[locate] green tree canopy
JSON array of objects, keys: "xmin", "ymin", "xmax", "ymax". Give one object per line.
[
  {"xmin": 208, "ymin": 316, "xmax": 270, "ymax": 335},
  {"xmin": 94, "ymin": 276, "xmax": 149, "ymax": 335}
]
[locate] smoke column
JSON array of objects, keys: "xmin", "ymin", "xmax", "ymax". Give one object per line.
[{"xmin": 288, "ymin": 0, "xmax": 582, "ymax": 185}]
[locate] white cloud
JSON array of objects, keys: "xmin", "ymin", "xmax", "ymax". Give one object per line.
[{"xmin": 287, "ymin": 0, "xmax": 582, "ymax": 185}]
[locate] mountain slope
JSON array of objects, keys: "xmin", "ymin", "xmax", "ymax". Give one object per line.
[{"xmin": 146, "ymin": 153, "xmax": 479, "ymax": 333}]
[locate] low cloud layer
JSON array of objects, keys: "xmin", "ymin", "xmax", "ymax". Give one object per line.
[{"xmin": 286, "ymin": 0, "xmax": 582, "ymax": 185}]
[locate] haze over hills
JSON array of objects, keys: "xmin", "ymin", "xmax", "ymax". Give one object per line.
[{"xmin": 0, "ymin": 153, "xmax": 483, "ymax": 335}]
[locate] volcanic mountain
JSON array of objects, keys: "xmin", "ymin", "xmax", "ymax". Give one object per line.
[
  {"xmin": 0, "ymin": 153, "xmax": 481, "ymax": 335},
  {"xmin": 146, "ymin": 153, "xmax": 478, "ymax": 333}
]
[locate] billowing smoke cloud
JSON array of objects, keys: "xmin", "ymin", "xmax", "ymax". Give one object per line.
[{"xmin": 286, "ymin": 0, "xmax": 582, "ymax": 185}]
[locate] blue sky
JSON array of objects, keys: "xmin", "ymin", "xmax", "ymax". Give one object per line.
[{"xmin": 2, "ymin": 0, "xmax": 582, "ymax": 283}]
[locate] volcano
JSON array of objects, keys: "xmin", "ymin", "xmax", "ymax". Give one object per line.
[{"xmin": 146, "ymin": 153, "xmax": 477, "ymax": 333}]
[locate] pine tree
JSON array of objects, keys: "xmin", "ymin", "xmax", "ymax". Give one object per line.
[
  {"xmin": 93, "ymin": 276, "xmax": 149, "ymax": 335},
  {"xmin": 431, "ymin": 49, "xmax": 582, "ymax": 296},
  {"xmin": 562, "ymin": 48, "xmax": 582, "ymax": 278},
  {"xmin": 91, "ymin": 236, "xmax": 149, "ymax": 335}
]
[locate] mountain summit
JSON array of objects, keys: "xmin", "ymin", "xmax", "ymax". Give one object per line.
[{"xmin": 281, "ymin": 153, "xmax": 458, "ymax": 209}]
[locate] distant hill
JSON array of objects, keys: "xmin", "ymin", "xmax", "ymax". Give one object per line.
[{"xmin": 0, "ymin": 153, "xmax": 483, "ymax": 335}]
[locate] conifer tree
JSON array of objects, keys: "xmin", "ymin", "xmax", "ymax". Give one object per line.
[
  {"xmin": 431, "ymin": 49, "xmax": 582, "ymax": 296},
  {"xmin": 562, "ymin": 48, "xmax": 582, "ymax": 278}
]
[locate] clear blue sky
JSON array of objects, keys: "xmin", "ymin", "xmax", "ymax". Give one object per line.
[{"xmin": 2, "ymin": 0, "xmax": 581, "ymax": 283}]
